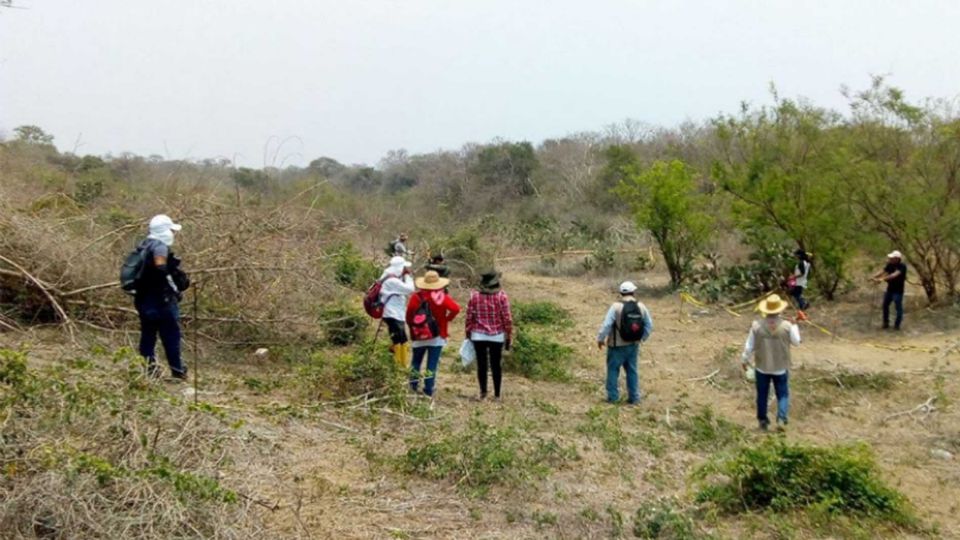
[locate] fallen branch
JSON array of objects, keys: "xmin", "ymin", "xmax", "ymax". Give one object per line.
[
  {"xmin": 684, "ymin": 369, "xmax": 720, "ymax": 383},
  {"xmin": 0, "ymin": 254, "xmax": 75, "ymax": 339},
  {"xmin": 881, "ymin": 396, "xmax": 937, "ymax": 424}
]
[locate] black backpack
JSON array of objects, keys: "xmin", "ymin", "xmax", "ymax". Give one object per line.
[
  {"xmin": 119, "ymin": 244, "xmax": 148, "ymax": 296},
  {"xmin": 617, "ymin": 301, "xmax": 646, "ymax": 342}
]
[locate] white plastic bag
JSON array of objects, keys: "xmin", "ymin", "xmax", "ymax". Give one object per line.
[
  {"xmin": 745, "ymin": 366, "xmax": 756, "ymax": 382},
  {"xmin": 459, "ymin": 340, "xmax": 476, "ymax": 368}
]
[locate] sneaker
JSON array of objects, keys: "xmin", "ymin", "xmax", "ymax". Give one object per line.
[
  {"xmin": 796, "ymin": 310, "xmax": 808, "ymax": 322},
  {"xmin": 172, "ymin": 368, "xmax": 189, "ymax": 380},
  {"xmin": 474, "ymin": 393, "xmax": 487, "ymax": 402},
  {"xmin": 775, "ymin": 419, "xmax": 788, "ymax": 432},
  {"xmin": 758, "ymin": 420, "xmax": 770, "ymax": 431}
]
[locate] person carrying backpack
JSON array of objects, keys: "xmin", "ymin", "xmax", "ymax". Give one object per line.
[
  {"xmin": 465, "ymin": 271, "xmax": 513, "ymax": 401},
  {"xmin": 405, "ymin": 271, "xmax": 460, "ymax": 396},
  {"xmin": 379, "ymin": 256, "xmax": 415, "ymax": 367},
  {"xmin": 739, "ymin": 294, "xmax": 801, "ymax": 432},
  {"xmin": 129, "ymin": 214, "xmax": 189, "ymax": 379},
  {"xmin": 596, "ymin": 281, "xmax": 653, "ymax": 405}
]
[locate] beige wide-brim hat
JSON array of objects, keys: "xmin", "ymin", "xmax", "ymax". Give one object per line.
[
  {"xmin": 758, "ymin": 294, "xmax": 789, "ymax": 315},
  {"xmin": 416, "ymin": 270, "xmax": 450, "ymax": 291}
]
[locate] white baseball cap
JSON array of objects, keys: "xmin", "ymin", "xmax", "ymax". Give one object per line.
[
  {"xmin": 388, "ymin": 256, "xmax": 412, "ymax": 272},
  {"xmin": 148, "ymin": 214, "xmax": 182, "ymax": 233},
  {"xmin": 619, "ymin": 281, "xmax": 638, "ymax": 294},
  {"xmin": 887, "ymin": 250, "xmax": 903, "ymax": 259}
]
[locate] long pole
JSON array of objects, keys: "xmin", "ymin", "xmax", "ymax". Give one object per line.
[{"xmin": 193, "ymin": 278, "xmax": 200, "ymax": 405}]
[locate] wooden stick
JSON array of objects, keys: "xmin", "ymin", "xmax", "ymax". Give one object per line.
[
  {"xmin": 881, "ymin": 396, "xmax": 937, "ymax": 424},
  {"xmin": 685, "ymin": 369, "xmax": 720, "ymax": 382}
]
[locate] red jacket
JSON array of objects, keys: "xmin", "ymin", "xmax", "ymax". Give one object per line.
[{"xmin": 406, "ymin": 290, "xmax": 461, "ymax": 339}]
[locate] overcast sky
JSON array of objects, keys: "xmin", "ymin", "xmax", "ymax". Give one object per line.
[{"xmin": 1, "ymin": 1, "xmax": 958, "ymax": 167}]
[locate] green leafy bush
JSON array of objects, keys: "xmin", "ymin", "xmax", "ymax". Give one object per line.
[
  {"xmin": 633, "ymin": 498, "xmax": 697, "ymax": 539},
  {"xmin": 331, "ymin": 242, "xmax": 380, "ymax": 290},
  {"xmin": 318, "ymin": 303, "xmax": 369, "ymax": 346},
  {"xmin": 691, "ymin": 242, "xmax": 794, "ymax": 303},
  {"xmin": 513, "ymin": 301, "xmax": 573, "ymax": 327},
  {"xmin": 400, "ymin": 416, "xmax": 576, "ymax": 497},
  {"xmin": 677, "ymin": 407, "xmax": 745, "ymax": 451},
  {"xmin": 298, "ymin": 341, "xmax": 405, "ymax": 402},
  {"xmin": 695, "ymin": 438, "xmax": 916, "ymax": 528},
  {"xmin": 506, "ymin": 330, "xmax": 573, "ymax": 382}
]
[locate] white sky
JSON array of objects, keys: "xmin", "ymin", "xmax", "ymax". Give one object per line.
[{"xmin": 1, "ymin": 0, "xmax": 958, "ymax": 167}]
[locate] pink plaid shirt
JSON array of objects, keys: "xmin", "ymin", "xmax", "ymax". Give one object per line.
[{"xmin": 465, "ymin": 290, "xmax": 513, "ymax": 338}]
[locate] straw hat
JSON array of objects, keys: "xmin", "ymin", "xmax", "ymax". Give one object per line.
[
  {"xmin": 416, "ymin": 270, "xmax": 449, "ymax": 291},
  {"xmin": 757, "ymin": 294, "xmax": 788, "ymax": 315}
]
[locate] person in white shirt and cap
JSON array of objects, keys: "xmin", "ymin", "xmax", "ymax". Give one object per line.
[
  {"xmin": 740, "ymin": 294, "xmax": 801, "ymax": 431},
  {"xmin": 871, "ymin": 250, "xmax": 908, "ymax": 330},
  {"xmin": 380, "ymin": 256, "xmax": 415, "ymax": 366},
  {"xmin": 596, "ymin": 281, "xmax": 653, "ymax": 404}
]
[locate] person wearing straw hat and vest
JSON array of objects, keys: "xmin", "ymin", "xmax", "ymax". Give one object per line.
[
  {"xmin": 740, "ymin": 294, "xmax": 801, "ymax": 431},
  {"xmin": 871, "ymin": 250, "xmax": 907, "ymax": 331},
  {"xmin": 406, "ymin": 270, "xmax": 460, "ymax": 396},
  {"xmin": 465, "ymin": 271, "xmax": 514, "ymax": 401},
  {"xmin": 380, "ymin": 256, "xmax": 415, "ymax": 367},
  {"xmin": 135, "ymin": 214, "xmax": 189, "ymax": 379},
  {"xmin": 596, "ymin": 281, "xmax": 653, "ymax": 405}
]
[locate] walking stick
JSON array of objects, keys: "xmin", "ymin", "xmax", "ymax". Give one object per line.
[{"xmin": 193, "ymin": 278, "xmax": 200, "ymax": 405}]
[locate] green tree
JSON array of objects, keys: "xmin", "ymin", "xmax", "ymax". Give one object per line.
[
  {"xmin": 616, "ymin": 160, "xmax": 713, "ymax": 288},
  {"xmin": 592, "ymin": 144, "xmax": 639, "ymax": 210},
  {"xmin": 470, "ymin": 141, "xmax": 539, "ymax": 197},
  {"xmin": 13, "ymin": 125, "xmax": 54, "ymax": 145},
  {"xmin": 231, "ymin": 167, "xmax": 271, "ymax": 192},
  {"xmin": 842, "ymin": 78, "xmax": 960, "ymax": 302},
  {"xmin": 710, "ymin": 93, "xmax": 857, "ymax": 299}
]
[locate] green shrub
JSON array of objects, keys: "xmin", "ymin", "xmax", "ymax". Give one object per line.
[
  {"xmin": 506, "ymin": 330, "xmax": 573, "ymax": 382},
  {"xmin": 298, "ymin": 341, "xmax": 405, "ymax": 402},
  {"xmin": 677, "ymin": 407, "xmax": 745, "ymax": 451},
  {"xmin": 400, "ymin": 416, "xmax": 575, "ymax": 497},
  {"xmin": 331, "ymin": 242, "xmax": 380, "ymax": 290},
  {"xmin": 513, "ymin": 301, "xmax": 573, "ymax": 327},
  {"xmin": 695, "ymin": 438, "xmax": 916, "ymax": 528},
  {"xmin": 577, "ymin": 405, "xmax": 626, "ymax": 452},
  {"xmin": 633, "ymin": 498, "xmax": 697, "ymax": 539},
  {"xmin": 428, "ymin": 226, "xmax": 494, "ymax": 274},
  {"xmin": 318, "ymin": 303, "xmax": 369, "ymax": 346}
]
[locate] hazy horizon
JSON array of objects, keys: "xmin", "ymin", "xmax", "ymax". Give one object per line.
[{"xmin": 2, "ymin": 0, "xmax": 959, "ymax": 167}]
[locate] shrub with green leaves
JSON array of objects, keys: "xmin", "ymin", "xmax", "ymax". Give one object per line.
[
  {"xmin": 633, "ymin": 498, "xmax": 697, "ymax": 539},
  {"xmin": 298, "ymin": 341, "xmax": 405, "ymax": 402},
  {"xmin": 318, "ymin": 303, "xmax": 369, "ymax": 346},
  {"xmin": 400, "ymin": 416, "xmax": 576, "ymax": 497},
  {"xmin": 331, "ymin": 242, "xmax": 380, "ymax": 290},
  {"xmin": 695, "ymin": 438, "xmax": 916, "ymax": 529},
  {"xmin": 506, "ymin": 330, "xmax": 573, "ymax": 382},
  {"xmin": 513, "ymin": 301, "xmax": 573, "ymax": 327},
  {"xmin": 677, "ymin": 407, "xmax": 745, "ymax": 451}
]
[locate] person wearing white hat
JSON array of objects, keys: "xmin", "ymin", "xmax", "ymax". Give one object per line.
[
  {"xmin": 380, "ymin": 256, "xmax": 415, "ymax": 366},
  {"xmin": 135, "ymin": 214, "xmax": 188, "ymax": 379},
  {"xmin": 596, "ymin": 281, "xmax": 653, "ymax": 405},
  {"xmin": 871, "ymin": 251, "xmax": 907, "ymax": 330},
  {"xmin": 740, "ymin": 294, "xmax": 801, "ymax": 431}
]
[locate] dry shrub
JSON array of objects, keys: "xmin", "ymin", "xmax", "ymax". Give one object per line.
[{"xmin": 0, "ymin": 347, "xmax": 265, "ymax": 538}]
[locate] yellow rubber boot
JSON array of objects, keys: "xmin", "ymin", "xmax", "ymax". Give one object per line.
[{"xmin": 393, "ymin": 342, "xmax": 409, "ymax": 368}]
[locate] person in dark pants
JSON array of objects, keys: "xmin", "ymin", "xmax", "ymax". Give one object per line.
[
  {"xmin": 425, "ymin": 254, "xmax": 451, "ymax": 278},
  {"xmin": 465, "ymin": 271, "xmax": 513, "ymax": 401},
  {"xmin": 135, "ymin": 214, "xmax": 188, "ymax": 379},
  {"xmin": 740, "ymin": 294, "xmax": 801, "ymax": 431},
  {"xmin": 789, "ymin": 249, "xmax": 812, "ymax": 311},
  {"xmin": 872, "ymin": 250, "xmax": 907, "ymax": 330}
]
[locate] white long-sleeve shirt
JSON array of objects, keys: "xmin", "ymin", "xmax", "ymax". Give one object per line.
[
  {"xmin": 740, "ymin": 320, "xmax": 801, "ymax": 375},
  {"xmin": 379, "ymin": 273, "xmax": 415, "ymax": 321}
]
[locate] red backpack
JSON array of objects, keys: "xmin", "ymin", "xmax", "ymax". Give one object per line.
[{"xmin": 363, "ymin": 276, "xmax": 396, "ymax": 319}]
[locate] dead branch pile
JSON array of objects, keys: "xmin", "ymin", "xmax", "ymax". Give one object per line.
[{"xmin": 0, "ymin": 175, "xmax": 375, "ymax": 344}]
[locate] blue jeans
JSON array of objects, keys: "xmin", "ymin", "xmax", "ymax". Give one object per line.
[
  {"xmin": 410, "ymin": 345, "xmax": 443, "ymax": 396},
  {"xmin": 755, "ymin": 371, "xmax": 789, "ymax": 425},
  {"xmin": 790, "ymin": 286, "xmax": 808, "ymax": 310},
  {"xmin": 882, "ymin": 291, "xmax": 904, "ymax": 329},
  {"xmin": 136, "ymin": 299, "xmax": 185, "ymax": 377},
  {"xmin": 605, "ymin": 344, "xmax": 640, "ymax": 403}
]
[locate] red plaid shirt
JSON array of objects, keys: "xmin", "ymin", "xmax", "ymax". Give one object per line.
[{"xmin": 465, "ymin": 290, "xmax": 513, "ymax": 338}]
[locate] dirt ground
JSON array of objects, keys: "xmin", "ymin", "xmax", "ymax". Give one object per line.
[{"xmin": 4, "ymin": 265, "xmax": 960, "ymax": 539}]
